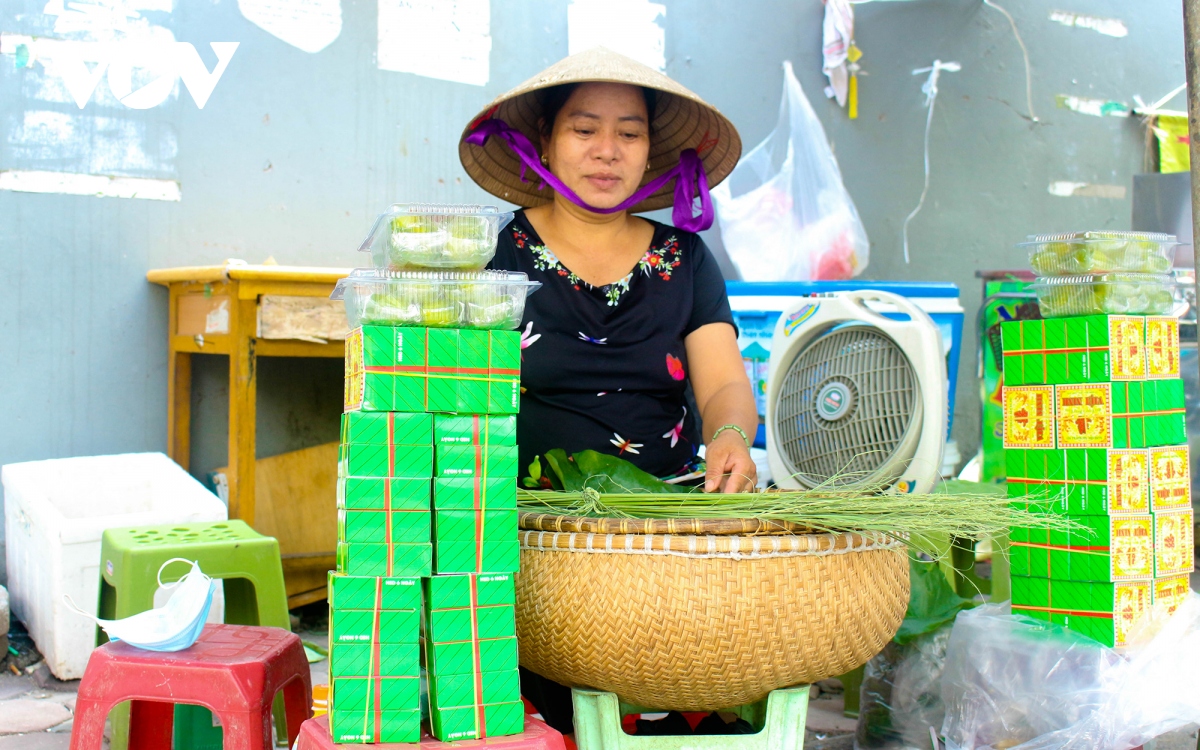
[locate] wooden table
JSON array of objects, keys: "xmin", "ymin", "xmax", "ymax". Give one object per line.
[{"xmin": 147, "ymin": 262, "xmax": 351, "ymax": 605}]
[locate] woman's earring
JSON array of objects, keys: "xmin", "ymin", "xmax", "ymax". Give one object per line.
[
  {"xmin": 645, "ymin": 163, "xmax": 651, "ymax": 172},
  {"xmin": 541, "ymin": 154, "xmax": 549, "ymax": 165}
]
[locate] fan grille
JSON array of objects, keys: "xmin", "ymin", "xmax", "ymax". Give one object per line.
[{"xmin": 774, "ymin": 325, "xmax": 919, "ymax": 487}]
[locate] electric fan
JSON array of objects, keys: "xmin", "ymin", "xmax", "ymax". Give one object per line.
[{"xmin": 765, "ymin": 290, "xmax": 947, "ymax": 493}]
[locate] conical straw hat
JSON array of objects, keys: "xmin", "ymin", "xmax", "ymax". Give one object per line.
[{"xmin": 459, "ymin": 47, "xmax": 741, "ymax": 213}]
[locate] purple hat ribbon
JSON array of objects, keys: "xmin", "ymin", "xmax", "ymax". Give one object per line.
[{"xmin": 464, "ymin": 117, "xmax": 714, "ymax": 232}]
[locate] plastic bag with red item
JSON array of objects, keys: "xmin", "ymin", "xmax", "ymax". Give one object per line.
[{"xmin": 711, "ymin": 60, "xmax": 869, "ymax": 281}]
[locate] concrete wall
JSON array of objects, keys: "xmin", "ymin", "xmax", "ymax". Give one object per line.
[{"xmin": 0, "ymin": 0, "xmax": 1186, "ymax": 580}]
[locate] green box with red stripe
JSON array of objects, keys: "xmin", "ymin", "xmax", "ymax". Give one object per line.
[
  {"xmin": 434, "ymin": 477, "xmax": 517, "ymax": 511},
  {"xmin": 1001, "ymin": 315, "xmax": 1147, "ymax": 385},
  {"xmin": 426, "ymin": 637, "xmax": 519, "ymax": 676},
  {"xmin": 1008, "ymin": 513, "xmax": 1153, "ymax": 582},
  {"xmin": 344, "ymin": 326, "xmax": 522, "ymax": 415},
  {"xmin": 430, "ymin": 701, "xmax": 525, "ymax": 741},
  {"xmin": 1006, "ymin": 448, "xmax": 1150, "ymax": 516},
  {"xmin": 329, "ymin": 707, "xmax": 421, "ymax": 744},
  {"xmin": 328, "ymin": 574, "xmax": 421, "ymax": 611},
  {"xmin": 329, "ymin": 677, "xmax": 421, "ymax": 741},
  {"xmin": 329, "ymin": 608, "xmax": 420, "ymax": 645},
  {"xmin": 338, "ymin": 444, "xmax": 433, "ymax": 479},
  {"xmin": 434, "ymin": 541, "xmax": 520, "ymax": 575},
  {"xmin": 434, "ymin": 415, "xmax": 517, "ymax": 446},
  {"xmin": 338, "ymin": 509, "xmax": 431, "ymax": 545},
  {"xmin": 436, "ymin": 444, "xmax": 519, "ymax": 478},
  {"xmin": 1010, "ymin": 576, "xmax": 1151, "ymax": 648},
  {"xmin": 340, "ymin": 411, "xmax": 432, "ymax": 445},
  {"xmin": 337, "ymin": 542, "xmax": 432, "ymax": 577},
  {"xmin": 337, "ymin": 477, "xmax": 431, "ymax": 511}
]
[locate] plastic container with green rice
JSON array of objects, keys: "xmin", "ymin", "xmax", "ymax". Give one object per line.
[
  {"xmin": 1022, "ymin": 231, "xmax": 1178, "ymax": 276},
  {"xmin": 359, "ymin": 204, "xmax": 514, "ymax": 270},
  {"xmin": 1030, "ymin": 273, "xmax": 1177, "ymax": 318},
  {"xmin": 331, "ymin": 269, "xmax": 540, "ymax": 329}
]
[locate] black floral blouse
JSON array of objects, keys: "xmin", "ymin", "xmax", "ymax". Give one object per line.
[{"xmin": 488, "ymin": 210, "xmax": 736, "ymax": 479}]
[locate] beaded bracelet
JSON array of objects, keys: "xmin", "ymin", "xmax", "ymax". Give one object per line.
[{"xmin": 710, "ymin": 424, "xmax": 751, "ymax": 448}]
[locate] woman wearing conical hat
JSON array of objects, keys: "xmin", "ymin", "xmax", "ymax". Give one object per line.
[
  {"xmin": 461, "ymin": 46, "xmax": 759, "ymax": 735},
  {"xmin": 462, "ymin": 46, "xmax": 756, "ymax": 486}
]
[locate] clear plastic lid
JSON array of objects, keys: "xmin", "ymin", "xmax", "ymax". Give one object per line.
[
  {"xmin": 331, "ymin": 268, "xmax": 541, "ymax": 330},
  {"xmin": 359, "ymin": 203, "xmax": 515, "ymax": 270},
  {"xmin": 1021, "ymin": 231, "xmax": 1179, "ymax": 276},
  {"xmin": 1029, "ymin": 273, "xmax": 1177, "ymax": 318}
]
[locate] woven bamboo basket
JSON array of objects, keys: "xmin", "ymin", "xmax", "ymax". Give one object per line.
[{"xmin": 515, "ymin": 513, "xmax": 910, "ymax": 711}]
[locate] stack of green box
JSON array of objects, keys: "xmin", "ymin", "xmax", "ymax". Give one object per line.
[
  {"xmin": 331, "ymin": 322, "xmax": 525, "ymax": 743},
  {"xmin": 327, "ymin": 575, "xmax": 423, "ymax": 743},
  {"xmin": 1002, "ymin": 314, "xmax": 1195, "ymax": 647},
  {"xmin": 424, "ymin": 573, "xmax": 524, "ymax": 740}
]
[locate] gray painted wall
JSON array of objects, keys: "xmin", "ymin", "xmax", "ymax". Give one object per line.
[{"xmin": 0, "ymin": 0, "xmax": 1186, "ymax": 581}]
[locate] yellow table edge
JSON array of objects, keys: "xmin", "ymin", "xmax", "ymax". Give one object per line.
[{"xmin": 146, "ymin": 262, "xmax": 353, "ymax": 285}]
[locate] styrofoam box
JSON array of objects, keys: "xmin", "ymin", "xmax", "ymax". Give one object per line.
[{"xmin": 2, "ymin": 453, "xmax": 227, "ymax": 679}]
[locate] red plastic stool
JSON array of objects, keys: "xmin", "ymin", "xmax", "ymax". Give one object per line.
[
  {"xmin": 295, "ymin": 713, "xmax": 567, "ymax": 750},
  {"xmin": 70, "ymin": 624, "xmax": 312, "ymax": 750}
]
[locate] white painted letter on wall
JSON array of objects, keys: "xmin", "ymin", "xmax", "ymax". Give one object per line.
[{"xmin": 568, "ymin": 0, "xmax": 666, "ymax": 73}]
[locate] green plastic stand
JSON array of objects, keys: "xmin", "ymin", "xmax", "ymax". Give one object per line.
[
  {"xmin": 95, "ymin": 520, "xmax": 291, "ymax": 750},
  {"xmin": 571, "ymin": 687, "xmax": 809, "ymax": 750}
]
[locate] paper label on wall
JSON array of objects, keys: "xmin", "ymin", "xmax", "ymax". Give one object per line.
[
  {"xmin": 1056, "ymin": 383, "xmax": 1112, "ymax": 449},
  {"xmin": 1145, "ymin": 317, "xmax": 1180, "ymax": 378},
  {"xmin": 377, "ymin": 0, "xmax": 491, "ymax": 86},
  {"xmin": 1149, "ymin": 446, "xmax": 1191, "ymax": 511},
  {"xmin": 238, "ymin": 0, "xmax": 343, "ymax": 54},
  {"xmin": 568, "ymin": 0, "xmax": 666, "ymax": 72}
]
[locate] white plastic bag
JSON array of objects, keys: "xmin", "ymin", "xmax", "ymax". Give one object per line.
[
  {"xmin": 940, "ymin": 594, "xmax": 1200, "ymax": 750},
  {"xmin": 712, "ymin": 60, "xmax": 869, "ymax": 281}
]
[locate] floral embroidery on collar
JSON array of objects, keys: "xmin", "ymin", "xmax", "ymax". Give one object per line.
[{"xmin": 513, "ymin": 225, "xmax": 682, "ymax": 307}]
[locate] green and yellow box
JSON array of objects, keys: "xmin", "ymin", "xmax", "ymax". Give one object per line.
[
  {"xmin": 434, "ymin": 477, "xmax": 517, "ymax": 511},
  {"xmin": 329, "ymin": 607, "xmax": 420, "ymax": 645},
  {"xmin": 1149, "ymin": 446, "xmax": 1192, "ymax": 511},
  {"xmin": 1010, "ymin": 576, "xmax": 1151, "ymax": 648},
  {"xmin": 429, "ymin": 669, "xmax": 520, "ymax": 710},
  {"xmin": 434, "ymin": 415, "xmax": 517, "ymax": 446},
  {"xmin": 330, "ymin": 677, "xmax": 421, "ymax": 742},
  {"xmin": 1153, "ymin": 574, "xmax": 1192, "ymax": 616},
  {"xmin": 329, "ymin": 707, "xmax": 421, "ymax": 744},
  {"xmin": 344, "ymin": 326, "xmax": 521, "ymax": 414},
  {"xmin": 1001, "ymin": 315, "xmax": 1147, "ymax": 385},
  {"xmin": 1053, "ymin": 382, "xmax": 1185, "ymax": 450},
  {"xmin": 426, "ymin": 636, "xmax": 519, "ymax": 677},
  {"xmin": 1009, "ymin": 513, "xmax": 1153, "ymax": 582},
  {"xmin": 327, "ymin": 573, "xmax": 422, "ymax": 611},
  {"xmin": 338, "ymin": 443, "xmax": 433, "ymax": 478},
  {"xmin": 1006, "ymin": 448, "xmax": 1149, "ymax": 516},
  {"xmin": 338, "ymin": 509, "xmax": 431, "ymax": 545},
  {"xmin": 340, "ymin": 411, "xmax": 433, "ymax": 445},
  {"xmin": 337, "ymin": 542, "xmax": 432, "ymax": 577},
  {"xmin": 337, "ymin": 477, "xmax": 431, "ymax": 511},
  {"xmin": 436, "ymin": 444, "xmax": 519, "ymax": 479},
  {"xmin": 430, "ymin": 700, "xmax": 525, "ymax": 741},
  {"xmin": 1153, "ymin": 508, "xmax": 1195, "ymax": 577}
]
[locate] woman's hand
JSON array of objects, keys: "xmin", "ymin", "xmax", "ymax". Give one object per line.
[{"xmin": 704, "ymin": 430, "xmax": 758, "ymax": 493}]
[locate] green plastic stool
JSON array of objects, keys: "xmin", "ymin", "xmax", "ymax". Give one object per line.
[
  {"xmin": 571, "ymin": 687, "xmax": 809, "ymax": 750},
  {"xmin": 96, "ymin": 520, "xmax": 291, "ymax": 750}
]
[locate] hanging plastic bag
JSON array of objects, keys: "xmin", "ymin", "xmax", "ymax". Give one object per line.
[
  {"xmin": 712, "ymin": 60, "xmax": 869, "ymax": 281},
  {"xmin": 940, "ymin": 594, "xmax": 1200, "ymax": 750}
]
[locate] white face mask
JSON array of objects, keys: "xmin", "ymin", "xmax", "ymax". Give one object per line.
[{"xmin": 68, "ymin": 558, "xmax": 217, "ymax": 652}]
